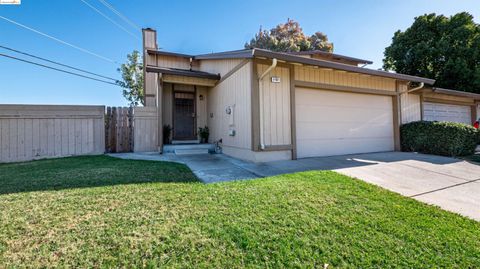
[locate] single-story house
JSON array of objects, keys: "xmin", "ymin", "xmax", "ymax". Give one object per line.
[{"xmin": 141, "ymin": 28, "xmax": 480, "ymax": 162}]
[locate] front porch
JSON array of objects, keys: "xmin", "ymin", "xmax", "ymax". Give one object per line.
[{"xmin": 145, "ymin": 66, "xmax": 221, "ymax": 153}]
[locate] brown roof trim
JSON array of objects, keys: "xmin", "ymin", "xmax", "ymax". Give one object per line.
[
  {"xmin": 147, "ymin": 49, "xmax": 192, "ymax": 58},
  {"xmin": 147, "ymin": 47, "xmax": 434, "ymax": 84},
  {"xmin": 252, "ymin": 49, "xmax": 435, "ymax": 84},
  {"xmin": 289, "ymin": 50, "xmax": 373, "ymax": 64},
  {"xmin": 431, "ymin": 87, "xmax": 480, "ymax": 100},
  {"xmin": 145, "ymin": 66, "xmax": 220, "ymax": 80},
  {"xmin": 194, "ymin": 49, "xmax": 254, "ymax": 60}
]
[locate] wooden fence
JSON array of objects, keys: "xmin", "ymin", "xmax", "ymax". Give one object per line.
[
  {"xmin": 105, "ymin": 106, "xmax": 158, "ymax": 153},
  {"xmin": 132, "ymin": 107, "xmax": 157, "ymax": 152},
  {"xmin": 0, "ymin": 105, "xmax": 105, "ymax": 163},
  {"xmin": 105, "ymin": 107, "xmax": 134, "ymax": 153}
]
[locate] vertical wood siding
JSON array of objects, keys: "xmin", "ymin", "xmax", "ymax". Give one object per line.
[
  {"xmin": 0, "ymin": 105, "xmax": 104, "ymax": 163},
  {"xmin": 295, "ymin": 66, "xmax": 397, "ymax": 91},
  {"xmin": 423, "ymin": 92, "xmax": 474, "ymax": 103},
  {"xmin": 156, "ymin": 55, "xmax": 191, "ymax": 70},
  {"xmin": 144, "ymin": 31, "xmax": 158, "ymax": 107},
  {"xmin": 401, "ymin": 93, "xmax": 422, "ymax": 124},
  {"xmin": 257, "ymin": 64, "xmax": 291, "ymax": 146},
  {"xmin": 200, "ymin": 59, "xmax": 252, "ymax": 149},
  {"xmin": 196, "ymin": 86, "xmax": 208, "ymax": 130},
  {"xmin": 162, "ymin": 75, "xmax": 217, "ymax": 86},
  {"xmin": 133, "ymin": 107, "xmax": 158, "ymax": 152},
  {"xmin": 162, "ymin": 83, "xmax": 173, "ymax": 128}
]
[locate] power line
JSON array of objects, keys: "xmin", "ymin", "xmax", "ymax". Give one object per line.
[
  {"xmin": 0, "ymin": 53, "xmax": 121, "ymax": 87},
  {"xmin": 97, "ymin": 0, "xmax": 140, "ymax": 30},
  {"xmin": 0, "ymin": 15, "xmax": 118, "ymax": 64},
  {"xmin": 0, "ymin": 45, "xmax": 119, "ymax": 81},
  {"xmin": 79, "ymin": 0, "xmax": 140, "ymax": 41}
]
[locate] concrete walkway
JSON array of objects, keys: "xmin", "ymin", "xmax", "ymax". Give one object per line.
[{"xmin": 110, "ymin": 151, "xmax": 480, "ymax": 221}]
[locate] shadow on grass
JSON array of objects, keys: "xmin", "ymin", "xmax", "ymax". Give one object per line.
[{"xmin": 0, "ymin": 155, "xmax": 199, "ymax": 195}]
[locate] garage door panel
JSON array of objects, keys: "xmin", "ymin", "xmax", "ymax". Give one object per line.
[
  {"xmin": 423, "ymin": 102, "xmax": 471, "ymax": 124},
  {"xmin": 296, "ymin": 105, "xmax": 393, "ymax": 123},
  {"xmin": 297, "ymin": 137, "xmax": 394, "ymax": 158},
  {"xmin": 296, "ymin": 87, "xmax": 394, "ymax": 158},
  {"xmin": 297, "ymin": 122, "xmax": 393, "ymax": 140},
  {"xmin": 296, "ymin": 89, "xmax": 392, "ymax": 108}
]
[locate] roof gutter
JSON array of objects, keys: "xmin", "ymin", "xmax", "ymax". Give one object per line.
[{"xmin": 258, "ymin": 58, "xmax": 277, "ymax": 150}]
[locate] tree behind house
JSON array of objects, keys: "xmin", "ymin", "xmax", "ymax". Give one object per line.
[
  {"xmin": 117, "ymin": 50, "xmax": 144, "ymax": 106},
  {"xmin": 383, "ymin": 12, "xmax": 480, "ymax": 94},
  {"xmin": 245, "ymin": 19, "xmax": 334, "ymax": 53}
]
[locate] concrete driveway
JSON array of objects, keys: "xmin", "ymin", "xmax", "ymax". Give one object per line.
[
  {"xmin": 111, "ymin": 151, "xmax": 480, "ymax": 221},
  {"xmin": 331, "ymin": 152, "xmax": 480, "ymax": 221}
]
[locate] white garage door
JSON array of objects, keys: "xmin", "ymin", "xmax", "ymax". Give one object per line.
[
  {"xmin": 423, "ymin": 102, "xmax": 471, "ymax": 124},
  {"xmin": 296, "ymin": 88, "xmax": 394, "ymax": 158}
]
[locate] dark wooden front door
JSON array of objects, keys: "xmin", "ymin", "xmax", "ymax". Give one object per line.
[{"xmin": 173, "ymin": 92, "xmax": 196, "ymax": 140}]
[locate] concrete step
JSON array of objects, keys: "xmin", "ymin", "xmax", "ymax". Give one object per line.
[
  {"xmin": 174, "ymin": 148, "xmax": 209, "ymax": 155},
  {"xmin": 172, "ymin": 140, "xmax": 200, "ymax": 145},
  {"xmin": 163, "ymin": 143, "xmax": 214, "ymax": 154}
]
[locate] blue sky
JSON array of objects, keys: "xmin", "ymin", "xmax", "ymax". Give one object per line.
[{"xmin": 0, "ymin": 0, "xmax": 478, "ymax": 106}]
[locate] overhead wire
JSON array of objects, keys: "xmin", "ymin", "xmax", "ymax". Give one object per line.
[
  {"xmin": 0, "ymin": 45, "xmax": 119, "ymax": 81},
  {"xmin": 0, "ymin": 53, "xmax": 121, "ymax": 87},
  {"xmin": 79, "ymin": 0, "xmax": 140, "ymax": 41},
  {"xmin": 0, "ymin": 15, "xmax": 119, "ymax": 64},
  {"xmin": 97, "ymin": 0, "xmax": 140, "ymax": 30}
]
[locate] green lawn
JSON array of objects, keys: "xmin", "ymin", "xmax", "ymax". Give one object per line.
[{"xmin": 0, "ymin": 156, "xmax": 479, "ymax": 268}]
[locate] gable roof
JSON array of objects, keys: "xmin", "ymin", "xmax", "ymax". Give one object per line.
[
  {"xmin": 288, "ymin": 50, "xmax": 373, "ymax": 65},
  {"xmin": 147, "ymin": 48, "xmax": 435, "ymax": 85}
]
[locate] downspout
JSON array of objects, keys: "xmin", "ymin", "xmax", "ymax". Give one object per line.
[
  {"xmin": 258, "ymin": 58, "xmax": 277, "ymax": 150},
  {"xmin": 398, "ymin": 82, "xmax": 425, "ymax": 124},
  {"xmin": 408, "ymin": 82, "xmax": 425, "ymax": 93}
]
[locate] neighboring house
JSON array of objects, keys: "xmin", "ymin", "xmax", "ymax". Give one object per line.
[{"xmin": 141, "ymin": 28, "xmax": 480, "ymax": 162}]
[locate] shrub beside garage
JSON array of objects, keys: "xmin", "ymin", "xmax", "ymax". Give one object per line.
[{"xmin": 400, "ymin": 121, "xmax": 479, "ymax": 157}]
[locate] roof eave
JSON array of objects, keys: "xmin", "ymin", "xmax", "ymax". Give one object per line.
[
  {"xmin": 290, "ymin": 50, "xmax": 373, "ymax": 65},
  {"xmin": 431, "ymin": 87, "xmax": 480, "ymax": 100},
  {"xmin": 147, "ymin": 49, "xmax": 192, "ymax": 58},
  {"xmin": 145, "ymin": 66, "xmax": 220, "ymax": 80},
  {"xmin": 252, "ymin": 49, "xmax": 435, "ymax": 85},
  {"xmin": 194, "ymin": 50, "xmax": 254, "ymax": 60}
]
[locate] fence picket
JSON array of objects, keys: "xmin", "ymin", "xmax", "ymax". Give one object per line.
[{"xmin": 104, "ymin": 106, "xmax": 134, "ymax": 153}]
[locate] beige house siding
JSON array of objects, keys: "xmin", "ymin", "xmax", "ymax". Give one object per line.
[
  {"xmin": 295, "ymin": 66, "xmax": 397, "ymax": 91},
  {"xmin": 257, "ymin": 64, "xmax": 291, "ymax": 146},
  {"xmin": 162, "ymin": 83, "xmax": 173, "ymax": 128},
  {"xmin": 423, "ymin": 92, "xmax": 475, "ymax": 104},
  {"xmin": 163, "ymin": 74, "xmax": 217, "ymax": 87},
  {"xmin": 196, "ymin": 86, "xmax": 208, "ymax": 130},
  {"xmin": 401, "ymin": 93, "xmax": 422, "ymax": 124},
  {"xmin": 143, "ymin": 30, "xmax": 158, "ymax": 107},
  {"xmin": 222, "ymin": 145, "xmax": 291, "ymax": 162},
  {"xmin": 133, "ymin": 107, "xmax": 157, "ymax": 152},
  {"xmin": 156, "ymin": 55, "xmax": 191, "ymax": 69},
  {"xmin": 0, "ymin": 105, "xmax": 104, "ymax": 163},
  {"xmin": 200, "ymin": 59, "xmax": 252, "ymax": 150}
]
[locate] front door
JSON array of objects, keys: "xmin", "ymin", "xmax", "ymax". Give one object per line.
[{"xmin": 173, "ymin": 91, "xmax": 196, "ymax": 140}]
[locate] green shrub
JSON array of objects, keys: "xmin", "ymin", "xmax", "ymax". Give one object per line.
[{"xmin": 400, "ymin": 121, "xmax": 478, "ymax": 157}]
